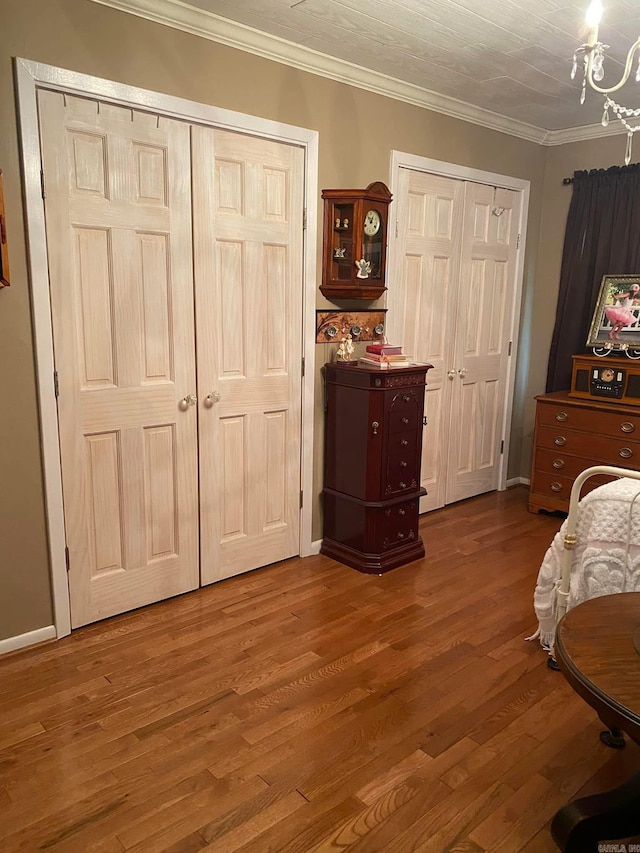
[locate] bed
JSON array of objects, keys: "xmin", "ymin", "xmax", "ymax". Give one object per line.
[{"xmin": 528, "ymin": 465, "xmax": 640, "ymax": 659}]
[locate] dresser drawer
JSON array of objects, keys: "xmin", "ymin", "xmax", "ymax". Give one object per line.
[
  {"xmin": 535, "ymin": 425, "xmax": 640, "ymax": 465},
  {"xmin": 530, "ymin": 470, "xmax": 612, "ymax": 503},
  {"xmin": 537, "ymin": 402, "xmax": 640, "ymax": 438},
  {"xmin": 383, "ymin": 436, "xmax": 420, "ymax": 496}
]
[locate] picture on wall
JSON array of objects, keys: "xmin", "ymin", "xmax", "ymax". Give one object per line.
[{"xmin": 586, "ymin": 274, "xmax": 640, "ymax": 350}]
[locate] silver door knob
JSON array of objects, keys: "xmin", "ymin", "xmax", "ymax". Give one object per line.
[
  {"xmin": 458, "ymin": 367, "xmax": 467, "ymax": 378},
  {"xmin": 447, "ymin": 369, "xmax": 456, "ymax": 379},
  {"xmin": 203, "ymin": 391, "xmax": 222, "ymax": 408},
  {"xmin": 178, "ymin": 393, "xmax": 197, "ymax": 411}
]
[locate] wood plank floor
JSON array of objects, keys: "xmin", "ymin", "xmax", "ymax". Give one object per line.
[{"xmin": 1, "ymin": 486, "xmax": 639, "ymax": 852}]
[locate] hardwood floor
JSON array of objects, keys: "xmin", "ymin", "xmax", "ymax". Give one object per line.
[{"xmin": 1, "ymin": 486, "xmax": 639, "ymax": 852}]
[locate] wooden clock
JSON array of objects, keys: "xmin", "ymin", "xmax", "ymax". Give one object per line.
[{"xmin": 320, "ymin": 181, "xmax": 392, "ymax": 300}]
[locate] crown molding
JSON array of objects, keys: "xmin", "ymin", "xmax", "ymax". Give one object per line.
[
  {"xmin": 88, "ymin": 0, "xmax": 619, "ymax": 148},
  {"xmin": 541, "ymin": 122, "xmax": 627, "ymax": 146}
]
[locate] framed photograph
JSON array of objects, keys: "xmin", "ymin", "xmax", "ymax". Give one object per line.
[
  {"xmin": 0, "ymin": 170, "xmax": 10, "ymax": 288},
  {"xmin": 586, "ymin": 274, "xmax": 640, "ymax": 350}
]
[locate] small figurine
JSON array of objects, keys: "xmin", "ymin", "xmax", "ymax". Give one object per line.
[
  {"xmin": 355, "ymin": 258, "xmax": 372, "ymax": 279},
  {"xmin": 345, "ymin": 334, "xmax": 354, "ymax": 360},
  {"xmin": 335, "ymin": 217, "xmax": 341, "ymax": 229},
  {"xmin": 336, "ymin": 334, "xmax": 354, "ymax": 362},
  {"xmin": 333, "ymin": 247, "xmax": 346, "ymax": 259},
  {"xmin": 343, "ymin": 218, "xmax": 349, "ymax": 228}
]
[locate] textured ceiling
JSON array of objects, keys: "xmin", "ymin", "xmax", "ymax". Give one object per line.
[{"xmin": 180, "ymin": 0, "xmax": 640, "ymax": 132}]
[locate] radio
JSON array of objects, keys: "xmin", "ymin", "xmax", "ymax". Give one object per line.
[{"xmin": 570, "ymin": 354, "xmax": 640, "ymax": 405}]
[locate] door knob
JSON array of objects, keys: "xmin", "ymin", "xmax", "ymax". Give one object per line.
[
  {"xmin": 203, "ymin": 391, "xmax": 222, "ymax": 408},
  {"xmin": 447, "ymin": 369, "xmax": 456, "ymax": 379},
  {"xmin": 178, "ymin": 393, "xmax": 197, "ymax": 411},
  {"xmin": 458, "ymin": 367, "xmax": 467, "ymax": 378}
]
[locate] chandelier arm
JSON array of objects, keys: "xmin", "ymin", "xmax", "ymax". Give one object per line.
[{"xmin": 587, "ymin": 36, "xmax": 640, "ymax": 94}]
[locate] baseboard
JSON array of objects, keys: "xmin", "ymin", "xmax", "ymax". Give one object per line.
[
  {"xmin": 507, "ymin": 476, "xmax": 530, "ymax": 487},
  {"xmin": 310, "ymin": 539, "xmax": 322, "ymax": 555},
  {"xmin": 0, "ymin": 625, "xmax": 56, "ymax": 656}
]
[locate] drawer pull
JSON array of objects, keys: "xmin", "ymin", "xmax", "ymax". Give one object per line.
[
  {"xmin": 550, "ymin": 482, "xmax": 563, "ymax": 492},
  {"xmin": 401, "ymin": 417, "xmax": 409, "ymax": 425},
  {"xmin": 552, "ymin": 458, "xmax": 565, "ymax": 469},
  {"xmin": 555, "ymin": 411, "xmax": 568, "ymax": 422},
  {"xmin": 554, "ymin": 436, "xmax": 567, "ymax": 446},
  {"xmin": 401, "ymin": 439, "xmax": 408, "ymax": 447},
  {"xmin": 402, "ymin": 395, "xmax": 411, "ymax": 402},
  {"xmin": 619, "ymin": 447, "xmax": 634, "ymax": 459},
  {"xmin": 398, "ymin": 508, "xmax": 406, "ymax": 516},
  {"xmin": 399, "ymin": 482, "xmax": 407, "ymax": 489},
  {"xmin": 621, "ymin": 422, "xmax": 636, "ymax": 434},
  {"xmin": 371, "ymin": 421, "xmax": 379, "ymax": 436},
  {"xmin": 400, "ymin": 460, "xmax": 408, "ymax": 468},
  {"xmin": 397, "ymin": 532, "xmax": 405, "ymax": 540}
]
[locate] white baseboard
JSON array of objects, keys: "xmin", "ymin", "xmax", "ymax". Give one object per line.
[
  {"xmin": 507, "ymin": 476, "xmax": 530, "ymax": 487},
  {"xmin": 310, "ymin": 539, "xmax": 322, "ymax": 555},
  {"xmin": 0, "ymin": 625, "xmax": 56, "ymax": 656}
]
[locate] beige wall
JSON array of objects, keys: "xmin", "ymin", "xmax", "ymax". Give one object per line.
[{"xmin": 1, "ymin": 0, "xmax": 608, "ymax": 641}]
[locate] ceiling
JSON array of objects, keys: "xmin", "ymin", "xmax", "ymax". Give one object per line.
[{"xmin": 97, "ymin": 0, "xmax": 640, "ymax": 138}]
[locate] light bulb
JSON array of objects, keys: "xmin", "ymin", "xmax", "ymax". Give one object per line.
[{"xmin": 586, "ymin": 0, "xmax": 603, "ymax": 28}]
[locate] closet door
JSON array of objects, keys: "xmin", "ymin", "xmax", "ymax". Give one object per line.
[
  {"xmin": 39, "ymin": 92, "xmax": 199, "ymax": 627},
  {"xmin": 393, "ymin": 168, "xmax": 521, "ymax": 511},
  {"xmin": 394, "ymin": 168, "xmax": 463, "ymax": 512},
  {"xmin": 446, "ymin": 183, "xmax": 522, "ymax": 503},
  {"xmin": 192, "ymin": 127, "xmax": 304, "ymax": 583}
]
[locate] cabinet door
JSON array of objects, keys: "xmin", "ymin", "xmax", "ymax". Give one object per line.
[{"xmin": 39, "ymin": 91, "xmax": 199, "ymax": 627}]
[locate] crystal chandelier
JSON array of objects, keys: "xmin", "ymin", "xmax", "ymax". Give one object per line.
[{"xmin": 571, "ymin": 0, "xmax": 640, "ymax": 164}]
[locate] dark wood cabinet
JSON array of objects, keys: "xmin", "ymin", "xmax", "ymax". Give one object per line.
[
  {"xmin": 320, "ymin": 182, "xmax": 391, "ymax": 301},
  {"xmin": 528, "ymin": 390, "xmax": 640, "ymax": 513},
  {"xmin": 321, "ymin": 361, "xmax": 432, "ymax": 573}
]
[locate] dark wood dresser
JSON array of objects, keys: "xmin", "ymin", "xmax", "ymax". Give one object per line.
[
  {"xmin": 321, "ymin": 361, "xmax": 432, "ymax": 573},
  {"xmin": 528, "ymin": 390, "xmax": 640, "ymax": 513}
]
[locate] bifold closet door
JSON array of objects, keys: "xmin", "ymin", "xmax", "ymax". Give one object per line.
[
  {"xmin": 394, "ymin": 168, "xmax": 521, "ymax": 511},
  {"xmin": 395, "ymin": 168, "xmax": 464, "ymax": 512},
  {"xmin": 192, "ymin": 127, "xmax": 304, "ymax": 584},
  {"xmin": 446, "ymin": 182, "xmax": 521, "ymax": 504},
  {"xmin": 39, "ymin": 91, "xmax": 199, "ymax": 627}
]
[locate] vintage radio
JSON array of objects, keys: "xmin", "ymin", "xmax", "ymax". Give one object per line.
[{"xmin": 570, "ymin": 354, "xmax": 640, "ymax": 405}]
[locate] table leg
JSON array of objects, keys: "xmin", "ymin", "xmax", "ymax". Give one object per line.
[{"xmin": 551, "ymin": 769, "xmax": 640, "ymax": 852}]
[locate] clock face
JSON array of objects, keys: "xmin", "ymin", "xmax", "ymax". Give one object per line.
[
  {"xmin": 364, "ymin": 209, "xmax": 381, "ymax": 236},
  {"xmin": 601, "ymin": 368, "xmax": 615, "ymax": 382}
]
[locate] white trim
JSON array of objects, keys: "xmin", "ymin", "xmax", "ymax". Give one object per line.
[
  {"xmin": 0, "ymin": 626, "xmax": 56, "ymax": 656},
  {"xmin": 543, "ymin": 123, "xmax": 628, "ymax": 146},
  {"xmin": 88, "ymin": 0, "xmax": 620, "ymax": 148},
  {"xmin": 507, "ymin": 477, "xmax": 530, "ymax": 487},
  {"xmin": 15, "ymin": 58, "xmax": 318, "ymax": 635},
  {"xmin": 387, "ymin": 150, "xmax": 530, "ymax": 496},
  {"xmin": 309, "ymin": 539, "xmax": 323, "ymax": 556}
]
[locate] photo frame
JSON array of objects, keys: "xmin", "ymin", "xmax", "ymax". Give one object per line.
[
  {"xmin": 586, "ymin": 274, "xmax": 640, "ymax": 351},
  {"xmin": 0, "ymin": 170, "xmax": 10, "ymax": 288}
]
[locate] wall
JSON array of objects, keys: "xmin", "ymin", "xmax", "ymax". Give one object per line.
[
  {"xmin": 0, "ymin": 0, "xmax": 552, "ymax": 641},
  {"xmin": 518, "ymin": 133, "xmax": 629, "ymax": 477}
]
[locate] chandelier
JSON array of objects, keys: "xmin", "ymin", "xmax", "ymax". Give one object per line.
[{"xmin": 571, "ymin": 0, "xmax": 640, "ymax": 164}]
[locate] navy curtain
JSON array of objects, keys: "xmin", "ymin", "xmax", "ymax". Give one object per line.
[{"xmin": 545, "ymin": 163, "xmax": 640, "ymax": 392}]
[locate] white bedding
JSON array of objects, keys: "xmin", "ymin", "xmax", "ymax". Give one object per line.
[{"xmin": 529, "ymin": 476, "xmax": 640, "ymax": 651}]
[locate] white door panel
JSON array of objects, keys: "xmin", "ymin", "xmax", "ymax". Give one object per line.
[
  {"xmin": 193, "ymin": 127, "xmax": 304, "ymax": 584},
  {"xmin": 39, "ymin": 91, "xmax": 199, "ymax": 627},
  {"xmin": 394, "ymin": 169, "xmax": 521, "ymax": 512}
]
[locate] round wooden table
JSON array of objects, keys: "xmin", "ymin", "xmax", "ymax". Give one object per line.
[{"xmin": 552, "ymin": 592, "xmax": 640, "ymax": 852}]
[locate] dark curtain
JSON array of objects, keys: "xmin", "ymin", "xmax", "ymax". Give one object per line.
[{"xmin": 545, "ymin": 163, "xmax": 640, "ymax": 392}]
